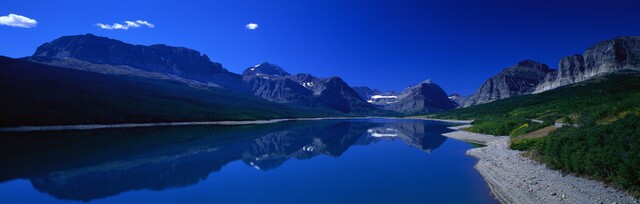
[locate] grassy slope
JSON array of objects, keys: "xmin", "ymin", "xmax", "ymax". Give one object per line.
[
  {"xmin": 431, "ymin": 71, "xmax": 640, "ymax": 195},
  {"xmin": 0, "ymin": 56, "xmax": 345, "ymax": 127},
  {"xmin": 433, "ymin": 71, "xmax": 640, "ymax": 136}
]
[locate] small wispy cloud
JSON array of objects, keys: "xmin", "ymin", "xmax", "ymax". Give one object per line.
[
  {"xmin": 0, "ymin": 13, "xmax": 37, "ymax": 28},
  {"xmin": 96, "ymin": 20, "xmax": 155, "ymax": 30},
  {"xmin": 245, "ymin": 23, "xmax": 258, "ymax": 30}
]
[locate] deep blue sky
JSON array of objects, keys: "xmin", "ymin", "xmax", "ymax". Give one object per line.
[{"xmin": 2, "ymin": 0, "xmax": 640, "ymax": 95}]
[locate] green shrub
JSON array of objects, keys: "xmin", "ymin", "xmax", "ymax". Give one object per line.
[
  {"xmin": 536, "ymin": 116, "xmax": 640, "ymax": 194},
  {"xmin": 466, "ymin": 118, "xmax": 526, "ymax": 136}
]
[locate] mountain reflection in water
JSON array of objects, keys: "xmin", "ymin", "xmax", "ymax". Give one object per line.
[{"xmin": 0, "ymin": 119, "xmax": 456, "ymax": 202}]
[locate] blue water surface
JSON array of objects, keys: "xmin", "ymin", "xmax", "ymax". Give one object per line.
[{"xmin": 0, "ymin": 118, "xmax": 497, "ymax": 203}]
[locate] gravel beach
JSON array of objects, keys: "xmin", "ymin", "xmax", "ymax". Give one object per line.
[
  {"xmin": 467, "ymin": 136, "xmax": 639, "ymax": 204},
  {"xmin": 441, "ymin": 124, "xmax": 500, "ymax": 144}
]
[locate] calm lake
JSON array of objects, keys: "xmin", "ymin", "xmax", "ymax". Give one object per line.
[{"xmin": 0, "ymin": 118, "xmax": 497, "ymax": 203}]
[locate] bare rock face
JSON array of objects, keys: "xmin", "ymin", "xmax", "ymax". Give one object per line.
[
  {"xmin": 534, "ymin": 55, "xmax": 585, "ymax": 93},
  {"xmin": 583, "ymin": 36, "xmax": 640, "ymax": 75},
  {"xmin": 535, "ymin": 36, "xmax": 640, "ymax": 93},
  {"xmin": 464, "ymin": 60, "xmax": 551, "ymax": 107},
  {"xmin": 387, "ymin": 80, "xmax": 457, "ymax": 114},
  {"xmin": 31, "ymin": 34, "xmax": 246, "ymax": 91},
  {"xmin": 245, "ymin": 77, "xmax": 313, "ymax": 104}
]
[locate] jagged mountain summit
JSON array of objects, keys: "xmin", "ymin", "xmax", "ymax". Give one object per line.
[
  {"xmin": 535, "ymin": 36, "xmax": 640, "ymax": 93},
  {"xmin": 242, "ymin": 62, "xmax": 291, "ymax": 77},
  {"xmin": 463, "ymin": 60, "xmax": 551, "ymax": 107},
  {"xmin": 241, "ymin": 63, "xmax": 380, "ymax": 113},
  {"xmin": 387, "ymin": 80, "xmax": 457, "ymax": 114}
]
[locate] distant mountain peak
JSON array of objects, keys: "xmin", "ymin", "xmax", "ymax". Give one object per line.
[
  {"xmin": 516, "ymin": 60, "xmax": 550, "ymax": 73},
  {"xmin": 243, "ymin": 62, "xmax": 290, "ymax": 77},
  {"xmin": 386, "ymin": 80, "xmax": 456, "ymax": 114},
  {"xmin": 253, "ymin": 62, "xmax": 272, "ymax": 68}
]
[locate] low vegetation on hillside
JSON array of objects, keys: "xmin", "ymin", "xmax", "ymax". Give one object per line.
[{"xmin": 431, "ymin": 71, "xmax": 640, "ymax": 196}]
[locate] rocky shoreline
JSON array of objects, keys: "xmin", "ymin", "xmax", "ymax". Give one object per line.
[{"xmin": 467, "ymin": 136, "xmax": 638, "ymax": 204}]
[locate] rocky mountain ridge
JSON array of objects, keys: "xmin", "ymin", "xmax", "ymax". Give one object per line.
[
  {"xmin": 463, "ymin": 60, "xmax": 551, "ymax": 107},
  {"xmin": 31, "ymin": 34, "xmax": 247, "ymax": 91},
  {"xmin": 241, "ymin": 63, "xmax": 380, "ymax": 113},
  {"xmin": 464, "ymin": 36, "xmax": 640, "ymax": 107},
  {"xmin": 534, "ymin": 36, "xmax": 640, "ymax": 93}
]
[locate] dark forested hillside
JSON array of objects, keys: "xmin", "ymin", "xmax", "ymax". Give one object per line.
[{"xmin": 0, "ymin": 56, "xmax": 341, "ymax": 127}]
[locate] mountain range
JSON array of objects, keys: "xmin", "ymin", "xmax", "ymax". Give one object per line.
[
  {"xmin": 1, "ymin": 34, "xmax": 639, "ymax": 127},
  {"xmin": 242, "ymin": 62, "xmax": 379, "ymax": 113},
  {"xmin": 0, "ymin": 34, "xmax": 464, "ymax": 127},
  {"xmin": 459, "ymin": 36, "xmax": 640, "ymax": 107}
]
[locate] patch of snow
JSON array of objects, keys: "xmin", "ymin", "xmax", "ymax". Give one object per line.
[
  {"xmin": 369, "ymin": 132, "xmax": 398, "ymax": 137},
  {"xmin": 371, "ymin": 95, "xmax": 397, "ymax": 99},
  {"xmin": 302, "ymin": 82, "xmax": 314, "ymax": 88},
  {"xmin": 302, "ymin": 145, "xmax": 314, "ymax": 152},
  {"xmin": 367, "ymin": 128, "xmax": 398, "ymax": 138},
  {"xmin": 367, "ymin": 94, "xmax": 398, "ymax": 104}
]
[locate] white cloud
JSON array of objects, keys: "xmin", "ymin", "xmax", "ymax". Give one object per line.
[
  {"xmin": 135, "ymin": 20, "xmax": 154, "ymax": 28},
  {"xmin": 0, "ymin": 13, "xmax": 37, "ymax": 28},
  {"xmin": 96, "ymin": 20, "xmax": 154, "ymax": 30},
  {"xmin": 125, "ymin": 21, "xmax": 139, "ymax": 28},
  {"xmin": 245, "ymin": 23, "xmax": 258, "ymax": 30}
]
